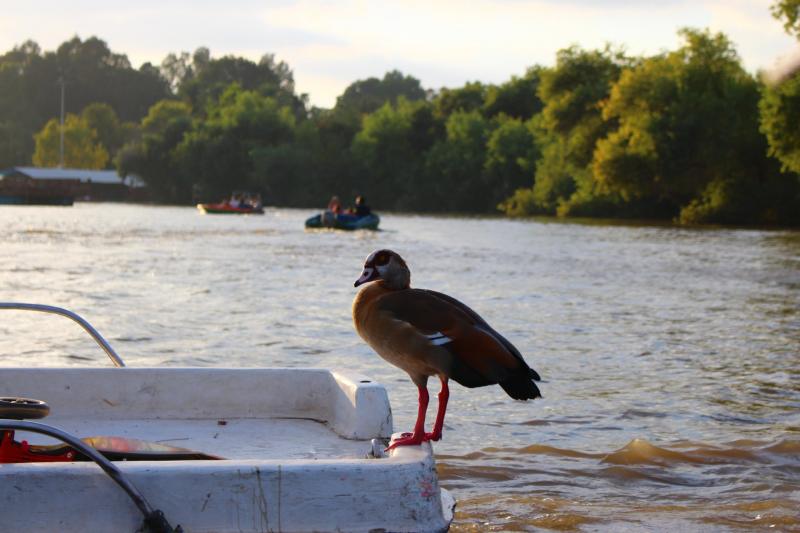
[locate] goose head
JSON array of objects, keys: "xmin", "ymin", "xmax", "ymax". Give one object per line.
[{"xmin": 354, "ymin": 249, "xmax": 410, "ymax": 290}]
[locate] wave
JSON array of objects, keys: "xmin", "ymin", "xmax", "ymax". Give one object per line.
[
  {"xmin": 442, "ymin": 437, "xmax": 800, "ymax": 467},
  {"xmin": 441, "ymin": 437, "xmax": 800, "ymax": 531}
]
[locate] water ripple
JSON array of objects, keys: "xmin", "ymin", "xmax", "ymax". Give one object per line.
[{"xmin": 1, "ymin": 204, "xmax": 798, "ymax": 531}]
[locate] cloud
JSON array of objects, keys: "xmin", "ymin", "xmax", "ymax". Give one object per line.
[
  {"xmin": 261, "ymin": 0, "xmax": 703, "ymax": 103},
  {"xmin": 1, "ymin": 0, "xmax": 795, "ymax": 107}
]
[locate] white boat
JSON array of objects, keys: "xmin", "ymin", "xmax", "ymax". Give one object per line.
[{"xmin": 0, "ymin": 303, "xmax": 455, "ymax": 533}]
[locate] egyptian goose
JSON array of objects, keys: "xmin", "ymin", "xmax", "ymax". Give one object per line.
[{"xmin": 352, "ymin": 249, "xmax": 541, "ymax": 449}]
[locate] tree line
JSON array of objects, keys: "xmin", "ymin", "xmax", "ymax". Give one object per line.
[{"xmin": 1, "ymin": 2, "xmax": 799, "ymax": 225}]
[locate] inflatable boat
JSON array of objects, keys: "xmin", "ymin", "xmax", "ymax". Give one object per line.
[{"xmin": 305, "ymin": 211, "xmax": 380, "ymax": 230}]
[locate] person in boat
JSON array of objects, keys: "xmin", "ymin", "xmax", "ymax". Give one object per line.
[
  {"xmin": 354, "ymin": 195, "xmax": 371, "ymax": 217},
  {"xmin": 249, "ymin": 193, "xmax": 263, "ymax": 210},
  {"xmin": 321, "ymin": 195, "xmax": 342, "ymax": 226},
  {"xmin": 228, "ymin": 194, "xmax": 242, "ymax": 208},
  {"xmin": 327, "ymin": 195, "xmax": 342, "ymax": 214}
]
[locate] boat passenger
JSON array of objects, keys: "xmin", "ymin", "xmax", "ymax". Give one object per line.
[
  {"xmin": 354, "ymin": 195, "xmax": 371, "ymax": 217},
  {"xmin": 327, "ymin": 195, "xmax": 342, "ymax": 214}
]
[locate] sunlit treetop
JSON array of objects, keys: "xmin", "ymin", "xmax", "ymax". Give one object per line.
[{"xmin": 772, "ymin": 0, "xmax": 800, "ymax": 39}]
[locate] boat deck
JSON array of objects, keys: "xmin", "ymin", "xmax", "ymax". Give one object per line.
[{"xmin": 27, "ymin": 416, "xmax": 374, "ymax": 460}]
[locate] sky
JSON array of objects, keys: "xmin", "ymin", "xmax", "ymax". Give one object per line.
[{"xmin": 1, "ymin": 0, "xmax": 797, "ymax": 108}]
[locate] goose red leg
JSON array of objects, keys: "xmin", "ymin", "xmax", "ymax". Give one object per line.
[
  {"xmin": 426, "ymin": 377, "xmax": 449, "ymax": 442},
  {"xmin": 386, "ymin": 384, "xmax": 429, "ymax": 450}
]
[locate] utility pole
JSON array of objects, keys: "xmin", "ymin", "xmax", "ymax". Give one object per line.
[{"xmin": 57, "ymin": 75, "xmax": 65, "ymax": 168}]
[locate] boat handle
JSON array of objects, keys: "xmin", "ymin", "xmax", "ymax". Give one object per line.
[{"xmin": 0, "ymin": 303, "xmax": 126, "ymax": 368}]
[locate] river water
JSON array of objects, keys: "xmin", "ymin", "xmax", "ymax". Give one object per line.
[{"xmin": 1, "ymin": 204, "xmax": 798, "ymax": 531}]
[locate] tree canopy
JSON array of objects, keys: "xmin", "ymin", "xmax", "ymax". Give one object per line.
[
  {"xmin": 33, "ymin": 114, "xmax": 108, "ymax": 169},
  {"xmin": 760, "ymin": 0, "xmax": 800, "ymax": 180},
  {"xmin": 760, "ymin": 76, "xmax": 800, "ymax": 175},
  {"xmin": 2, "ymin": 23, "xmax": 799, "ymax": 226},
  {"xmin": 334, "ymin": 70, "xmax": 427, "ymax": 116},
  {"xmin": 771, "ymin": 0, "xmax": 800, "ymax": 39},
  {"xmin": 0, "ymin": 36, "xmax": 169, "ymax": 169}
]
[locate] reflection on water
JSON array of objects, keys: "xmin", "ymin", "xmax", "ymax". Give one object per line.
[{"xmin": 1, "ymin": 203, "xmax": 798, "ymax": 531}]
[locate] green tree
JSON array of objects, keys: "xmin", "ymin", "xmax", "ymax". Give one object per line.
[
  {"xmin": 760, "ymin": 0, "xmax": 800, "ymax": 179},
  {"xmin": 251, "ymin": 120, "xmax": 321, "ymax": 206},
  {"xmin": 483, "ymin": 68, "xmax": 544, "ymax": 120},
  {"xmin": 760, "ymin": 75, "xmax": 800, "ymax": 174},
  {"xmin": 117, "ymin": 100, "xmax": 192, "ymax": 202},
  {"xmin": 771, "ymin": 0, "xmax": 800, "ymax": 38},
  {"xmin": 160, "ymin": 51, "xmax": 194, "ymax": 93},
  {"xmin": 51, "ymin": 37, "xmax": 169, "ymax": 121},
  {"xmin": 308, "ymin": 107, "xmax": 361, "ymax": 204},
  {"xmin": 335, "ymin": 70, "xmax": 426, "ymax": 116},
  {"xmin": 484, "ymin": 115, "xmax": 538, "ymax": 208},
  {"xmin": 423, "ymin": 110, "xmax": 490, "ymax": 212},
  {"xmin": 177, "ymin": 52, "xmax": 304, "ymax": 119},
  {"xmin": 176, "ymin": 85, "xmax": 296, "ymax": 200},
  {"xmin": 529, "ymin": 46, "xmax": 626, "ymax": 216},
  {"xmin": 81, "ymin": 103, "xmax": 126, "ymax": 166},
  {"xmin": 160, "ymin": 47, "xmax": 210, "ymax": 94},
  {"xmin": 596, "ymin": 28, "xmax": 796, "ymax": 223},
  {"xmin": 32, "ymin": 114, "xmax": 108, "ymax": 168},
  {"xmin": 0, "ymin": 37, "xmax": 168, "ymax": 167},
  {"xmin": 0, "ymin": 41, "xmax": 48, "ymax": 166},
  {"xmin": 350, "ymin": 98, "xmax": 427, "ymax": 209},
  {"xmin": 432, "ymin": 82, "xmax": 486, "ymax": 119},
  {"xmin": 500, "ymin": 115, "xmax": 575, "ymax": 216},
  {"xmin": 322, "ymin": 70, "xmax": 429, "ymax": 191},
  {"xmin": 0, "ymin": 58, "xmax": 36, "ymax": 166}
]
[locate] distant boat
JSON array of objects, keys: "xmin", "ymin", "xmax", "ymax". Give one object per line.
[
  {"xmin": 305, "ymin": 211, "xmax": 380, "ymax": 230},
  {"xmin": 196, "ymin": 202, "xmax": 264, "ymax": 215}
]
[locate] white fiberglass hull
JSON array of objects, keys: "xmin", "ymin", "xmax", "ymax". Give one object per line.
[{"xmin": 0, "ymin": 367, "xmax": 454, "ymax": 532}]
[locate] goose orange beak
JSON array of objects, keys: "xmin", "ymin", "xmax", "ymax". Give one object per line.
[{"xmin": 354, "ymin": 267, "xmax": 378, "ymax": 287}]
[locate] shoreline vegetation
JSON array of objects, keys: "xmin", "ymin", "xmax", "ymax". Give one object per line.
[{"xmin": 1, "ymin": 4, "xmax": 799, "ymax": 227}]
